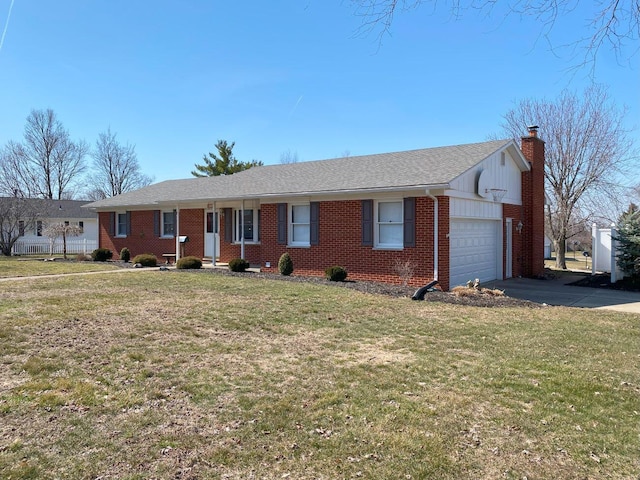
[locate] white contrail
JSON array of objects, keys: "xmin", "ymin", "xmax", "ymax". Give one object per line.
[
  {"xmin": 289, "ymin": 95, "xmax": 303, "ymax": 117},
  {"xmin": 0, "ymin": 0, "xmax": 16, "ymax": 54}
]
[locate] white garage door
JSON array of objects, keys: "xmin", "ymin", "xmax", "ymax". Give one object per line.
[{"xmin": 449, "ymin": 219, "xmax": 499, "ymax": 288}]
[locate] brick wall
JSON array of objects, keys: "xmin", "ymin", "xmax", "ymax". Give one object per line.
[
  {"xmin": 436, "ymin": 196, "xmax": 450, "ymax": 291},
  {"xmin": 177, "ymin": 209, "xmax": 205, "ymax": 260},
  {"xmin": 520, "ymin": 132, "xmax": 546, "ymax": 278},
  {"xmin": 218, "ymin": 197, "xmax": 443, "ymax": 288},
  {"xmin": 98, "ymin": 209, "xmax": 205, "ymax": 261},
  {"xmin": 502, "ymin": 203, "xmax": 525, "ymax": 278}
]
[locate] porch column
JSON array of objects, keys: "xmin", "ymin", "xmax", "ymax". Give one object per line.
[
  {"xmin": 175, "ymin": 207, "xmax": 180, "ymax": 261},
  {"xmin": 212, "ymin": 202, "xmax": 217, "ymax": 266},
  {"xmin": 240, "ymin": 200, "xmax": 245, "ymax": 260}
]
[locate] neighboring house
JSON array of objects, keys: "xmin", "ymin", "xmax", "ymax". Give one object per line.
[
  {"xmin": 85, "ymin": 129, "xmax": 545, "ymax": 290},
  {"xmin": 9, "ymin": 199, "xmax": 98, "ymax": 255}
]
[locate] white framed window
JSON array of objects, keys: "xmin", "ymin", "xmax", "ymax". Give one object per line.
[
  {"xmin": 116, "ymin": 212, "xmax": 128, "ymax": 237},
  {"xmin": 234, "ymin": 209, "xmax": 260, "ymax": 243},
  {"xmin": 375, "ymin": 200, "xmax": 403, "ymax": 249},
  {"xmin": 289, "ymin": 204, "xmax": 310, "ymax": 246},
  {"xmin": 36, "ymin": 220, "xmax": 43, "ymax": 237},
  {"xmin": 78, "ymin": 221, "xmax": 84, "ymax": 233},
  {"xmin": 18, "ymin": 220, "xmax": 25, "ymax": 237},
  {"xmin": 162, "ymin": 211, "xmax": 175, "ymax": 237}
]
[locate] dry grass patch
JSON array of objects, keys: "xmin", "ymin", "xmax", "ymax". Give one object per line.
[
  {"xmin": 333, "ymin": 338, "xmax": 416, "ymax": 367},
  {"xmin": 0, "ymin": 272, "xmax": 638, "ymax": 479},
  {"xmin": 451, "ymin": 285, "xmax": 505, "ymax": 297}
]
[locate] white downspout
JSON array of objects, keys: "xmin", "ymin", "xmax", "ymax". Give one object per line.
[{"xmin": 425, "ymin": 192, "xmax": 438, "ymax": 281}]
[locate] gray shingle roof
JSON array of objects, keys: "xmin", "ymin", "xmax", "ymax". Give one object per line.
[
  {"xmin": 0, "ymin": 198, "xmax": 96, "ymax": 218},
  {"xmin": 85, "ymin": 139, "xmax": 512, "ymax": 209}
]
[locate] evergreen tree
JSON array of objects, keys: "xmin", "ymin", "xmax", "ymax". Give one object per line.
[
  {"xmin": 191, "ymin": 140, "xmax": 263, "ymax": 177},
  {"xmin": 615, "ymin": 204, "xmax": 640, "ymax": 277}
]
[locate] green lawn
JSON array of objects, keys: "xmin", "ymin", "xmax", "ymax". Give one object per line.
[
  {"xmin": 0, "ymin": 256, "xmax": 121, "ymax": 278},
  {"xmin": 545, "ymin": 252, "xmax": 592, "ymax": 272},
  {"xmin": 0, "ymin": 269, "xmax": 638, "ymax": 479}
]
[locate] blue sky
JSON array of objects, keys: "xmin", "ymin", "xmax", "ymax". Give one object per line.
[{"xmin": 0, "ymin": 1, "xmax": 637, "ymax": 187}]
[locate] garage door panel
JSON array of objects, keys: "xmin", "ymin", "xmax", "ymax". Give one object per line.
[{"xmin": 450, "ymin": 220, "xmax": 498, "ymax": 287}]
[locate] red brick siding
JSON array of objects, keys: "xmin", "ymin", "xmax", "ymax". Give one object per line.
[
  {"xmin": 437, "ymin": 196, "xmax": 450, "ymax": 291},
  {"xmin": 520, "ymin": 136, "xmax": 546, "ymax": 278},
  {"xmin": 98, "ymin": 209, "xmax": 205, "ymax": 261},
  {"xmin": 219, "ymin": 197, "xmax": 442, "ymax": 287},
  {"xmin": 502, "ymin": 203, "xmax": 525, "ymax": 278},
  {"xmin": 177, "ymin": 209, "xmax": 205, "ymax": 260}
]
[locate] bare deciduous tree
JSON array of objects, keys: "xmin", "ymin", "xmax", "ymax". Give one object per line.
[
  {"xmin": 42, "ymin": 222, "xmax": 82, "ymax": 259},
  {"xmin": 0, "ymin": 195, "xmax": 40, "ymax": 256},
  {"xmin": 279, "ymin": 149, "xmax": 299, "ymax": 164},
  {"xmin": 0, "ymin": 109, "xmax": 88, "ymax": 200},
  {"xmin": 351, "ymin": 0, "xmax": 639, "ymax": 69},
  {"xmin": 88, "ymin": 128, "xmax": 153, "ymax": 200},
  {"xmin": 501, "ymin": 85, "xmax": 635, "ymax": 269}
]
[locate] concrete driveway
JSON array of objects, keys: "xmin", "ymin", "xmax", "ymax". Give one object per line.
[{"xmin": 485, "ymin": 274, "xmax": 640, "ymax": 313}]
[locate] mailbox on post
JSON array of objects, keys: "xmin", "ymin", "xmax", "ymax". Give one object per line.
[{"xmin": 179, "ymin": 236, "xmax": 189, "ymax": 257}]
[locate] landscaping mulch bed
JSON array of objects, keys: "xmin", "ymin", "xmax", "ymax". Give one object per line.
[
  {"xmin": 169, "ymin": 266, "xmax": 541, "ymax": 308},
  {"xmin": 568, "ymin": 272, "xmax": 640, "ymax": 292}
]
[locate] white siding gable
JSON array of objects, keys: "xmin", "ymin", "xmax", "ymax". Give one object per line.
[
  {"xmin": 449, "ymin": 147, "xmax": 524, "ymax": 206},
  {"xmin": 450, "ymin": 198, "xmax": 502, "ymax": 219}
]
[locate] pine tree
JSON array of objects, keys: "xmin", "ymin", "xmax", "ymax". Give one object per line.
[
  {"xmin": 615, "ymin": 204, "xmax": 640, "ymax": 277},
  {"xmin": 191, "ymin": 140, "xmax": 263, "ymax": 177}
]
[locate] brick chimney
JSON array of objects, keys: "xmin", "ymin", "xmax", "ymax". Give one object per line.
[{"xmin": 520, "ymin": 126, "xmax": 545, "ymax": 278}]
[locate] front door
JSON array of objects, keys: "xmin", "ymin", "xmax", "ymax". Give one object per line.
[{"xmin": 205, "ymin": 211, "xmax": 220, "ymax": 260}]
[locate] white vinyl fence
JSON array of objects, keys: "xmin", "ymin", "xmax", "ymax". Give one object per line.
[
  {"xmin": 591, "ymin": 224, "xmax": 624, "ymax": 282},
  {"xmin": 12, "ymin": 238, "xmax": 98, "ymax": 256}
]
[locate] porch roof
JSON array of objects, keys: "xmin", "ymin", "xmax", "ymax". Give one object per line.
[{"xmin": 85, "ymin": 139, "xmax": 515, "ymax": 209}]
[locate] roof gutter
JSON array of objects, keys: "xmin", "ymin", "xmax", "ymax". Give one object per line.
[
  {"xmin": 425, "ymin": 190, "xmax": 439, "ymax": 281},
  {"xmin": 152, "ymin": 183, "xmax": 452, "ymax": 205}
]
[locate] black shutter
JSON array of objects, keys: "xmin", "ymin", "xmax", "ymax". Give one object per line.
[
  {"xmin": 108, "ymin": 212, "xmax": 115, "ymax": 236},
  {"xmin": 361, "ymin": 200, "xmax": 373, "ymax": 246},
  {"xmin": 125, "ymin": 211, "xmax": 131, "ymax": 236},
  {"xmin": 277, "ymin": 203, "xmax": 287, "ymax": 245},
  {"xmin": 310, "ymin": 202, "xmax": 319, "ymax": 246},
  {"xmin": 403, "ymin": 197, "xmax": 416, "ymax": 248},
  {"xmin": 224, "ymin": 208, "xmax": 232, "ymax": 243},
  {"xmin": 153, "ymin": 210, "xmax": 160, "ymax": 237}
]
